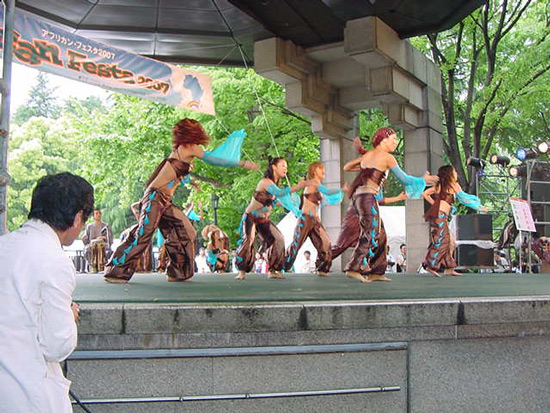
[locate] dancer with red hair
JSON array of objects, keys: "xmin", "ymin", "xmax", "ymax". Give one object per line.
[
  {"xmin": 339, "ymin": 127, "xmax": 438, "ymax": 282},
  {"xmin": 104, "ymin": 118, "xmax": 257, "ymax": 283}
]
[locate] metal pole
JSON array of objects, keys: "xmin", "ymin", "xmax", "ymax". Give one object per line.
[{"xmin": 0, "ymin": 0, "xmax": 15, "ymax": 235}]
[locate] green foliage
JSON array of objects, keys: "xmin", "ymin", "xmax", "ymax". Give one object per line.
[
  {"xmin": 12, "ymin": 72, "xmax": 60, "ymax": 125},
  {"xmin": 7, "ymin": 117, "xmax": 80, "ymax": 230}
]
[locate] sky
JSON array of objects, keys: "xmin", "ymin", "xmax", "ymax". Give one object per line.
[{"xmin": 10, "ymin": 63, "xmax": 109, "ymax": 111}]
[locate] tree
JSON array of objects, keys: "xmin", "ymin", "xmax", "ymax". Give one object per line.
[
  {"xmin": 412, "ymin": 0, "xmax": 550, "ymax": 191},
  {"xmin": 12, "ymin": 72, "xmax": 60, "ymax": 125}
]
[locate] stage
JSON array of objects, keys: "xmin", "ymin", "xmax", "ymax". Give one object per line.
[
  {"xmin": 75, "ymin": 272, "xmax": 550, "ymax": 303},
  {"xmin": 70, "ymin": 273, "xmax": 550, "ymax": 412}
]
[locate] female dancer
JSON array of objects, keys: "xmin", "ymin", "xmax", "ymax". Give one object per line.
[
  {"xmin": 284, "ymin": 161, "xmax": 344, "ymax": 276},
  {"xmin": 341, "ymin": 127, "xmax": 438, "ymax": 283},
  {"xmin": 104, "ymin": 120, "xmax": 257, "ymax": 283},
  {"xmin": 422, "ymin": 165, "xmax": 485, "ymax": 277},
  {"xmin": 331, "ymin": 137, "xmax": 407, "ymax": 260},
  {"xmin": 235, "ymin": 157, "xmax": 312, "ymax": 280}
]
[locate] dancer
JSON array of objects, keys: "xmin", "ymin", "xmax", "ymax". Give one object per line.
[
  {"xmin": 341, "ymin": 127, "xmax": 438, "ymax": 282},
  {"xmin": 235, "ymin": 157, "xmax": 312, "ymax": 280},
  {"xmin": 422, "ymin": 165, "xmax": 485, "ymax": 277},
  {"xmin": 104, "ymin": 120, "xmax": 257, "ymax": 283},
  {"xmin": 202, "ymin": 224, "xmax": 230, "ymax": 272},
  {"xmin": 284, "ymin": 161, "xmax": 344, "ymax": 276},
  {"xmin": 331, "ymin": 136, "xmax": 407, "ymax": 260}
]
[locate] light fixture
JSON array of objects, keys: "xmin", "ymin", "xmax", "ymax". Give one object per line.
[
  {"xmin": 467, "ymin": 157, "xmax": 486, "ymax": 169},
  {"xmin": 515, "ymin": 147, "xmax": 538, "ymax": 161},
  {"xmin": 508, "ymin": 164, "xmax": 527, "ymax": 177},
  {"xmin": 537, "ymin": 141, "xmax": 550, "ymax": 154},
  {"xmin": 489, "ymin": 154, "xmax": 510, "ymax": 166}
]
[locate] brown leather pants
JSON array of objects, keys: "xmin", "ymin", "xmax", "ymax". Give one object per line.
[
  {"xmin": 235, "ymin": 212, "xmax": 285, "ymax": 273},
  {"xmin": 424, "ymin": 212, "xmax": 457, "ymax": 270},
  {"xmin": 284, "ymin": 213, "xmax": 331, "ymax": 273},
  {"xmin": 105, "ymin": 188, "xmax": 196, "ymax": 281},
  {"xmin": 344, "ymin": 193, "xmax": 387, "ymax": 275},
  {"xmin": 331, "ymin": 202, "xmax": 360, "ymax": 260}
]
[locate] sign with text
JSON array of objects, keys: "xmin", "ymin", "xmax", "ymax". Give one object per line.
[
  {"xmin": 0, "ymin": 9, "xmax": 215, "ymax": 115},
  {"xmin": 509, "ymin": 197, "xmax": 536, "ymax": 232}
]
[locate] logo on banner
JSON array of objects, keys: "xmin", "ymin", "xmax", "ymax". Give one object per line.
[{"xmin": 1, "ymin": 10, "xmax": 215, "ymax": 115}]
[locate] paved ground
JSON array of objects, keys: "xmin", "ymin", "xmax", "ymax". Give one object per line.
[{"xmin": 74, "ymin": 272, "xmax": 550, "ymax": 303}]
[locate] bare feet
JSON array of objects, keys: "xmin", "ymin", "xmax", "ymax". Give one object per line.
[
  {"xmin": 104, "ymin": 277, "xmax": 128, "ymax": 284},
  {"xmin": 268, "ymin": 271, "xmax": 285, "ymax": 279},
  {"xmin": 367, "ymin": 274, "xmax": 392, "ymax": 282},
  {"xmin": 346, "ymin": 271, "xmax": 368, "ymax": 283},
  {"xmin": 426, "ymin": 268, "xmax": 442, "ymax": 278},
  {"xmin": 444, "ymin": 269, "xmax": 463, "ymax": 276},
  {"xmin": 166, "ymin": 277, "xmax": 191, "ymax": 282},
  {"xmin": 316, "ymin": 271, "xmax": 330, "ymax": 277},
  {"xmin": 235, "ymin": 271, "xmax": 246, "ymax": 280}
]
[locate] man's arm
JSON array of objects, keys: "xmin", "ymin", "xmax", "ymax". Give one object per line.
[{"xmin": 38, "ymin": 258, "xmax": 78, "ymax": 362}]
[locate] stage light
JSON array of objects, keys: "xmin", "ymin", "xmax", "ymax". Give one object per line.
[
  {"xmin": 466, "ymin": 157, "xmax": 486, "ymax": 169},
  {"xmin": 515, "ymin": 147, "xmax": 538, "ymax": 161},
  {"xmin": 508, "ymin": 164, "xmax": 527, "ymax": 177},
  {"xmin": 537, "ymin": 141, "xmax": 550, "ymax": 154},
  {"xmin": 489, "ymin": 154, "xmax": 510, "ymax": 166}
]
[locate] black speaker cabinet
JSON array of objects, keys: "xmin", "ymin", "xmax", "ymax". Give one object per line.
[
  {"xmin": 456, "ymin": 245, "xmax": 494, "ymax": 267},
  {"xmin": 456, "ymin": 214, "xmax": 493, "ymax": 241}
]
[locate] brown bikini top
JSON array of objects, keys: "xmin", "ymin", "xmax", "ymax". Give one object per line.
[
  {"xmin": 349, "ymin": 167, "xmax": 386, "ymax": 198},
  {"xmin": 304, "ymin": 191, "xmax": 322, "ymax": 206},
  {"xmin": 145, "ymin": 158, "xmax": 191, "ymax": 188},
  {"xmin": 254, "ymin": 190, "xmax": 276, "ymax": 207}
]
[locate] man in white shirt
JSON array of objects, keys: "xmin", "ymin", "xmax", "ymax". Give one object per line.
[
  {"xmin": 0, "ymin": 172, "xmax": 94, "ymax": 413},
  {"xmin": 195, "ymin": 247, "xmax": 210, "ymax": 273},
  {"xmin": 300, "ymin": 250, "xmax": 316, "ymax": 273}
]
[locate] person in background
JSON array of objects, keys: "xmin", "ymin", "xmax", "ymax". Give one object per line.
[
  {"xmin": 0, "ymin": 172, "xmax": 93, "ymax": 413},
  {"xmin": 195, "ymin": 247, "xmax": 210, "ymax": 274},
  {"xmin": 386, "ymin": 245, "xmax": 396, "ymax": 273},
  {"xmin": 396, "ymin": 244, "xmax": 407, "ymax": 272},
  {"xmin": 300, "ymin": 250, "xmax": 316, "ymax": 273},
  {"xmin": 532, "ymin": 236, "xmax": 550, "ymax": 274},
  {"xmin": 82, "ymin": 208, "xmax": 113, "ymax": 272}
]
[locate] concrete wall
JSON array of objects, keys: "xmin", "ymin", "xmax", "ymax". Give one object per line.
[{"xmin": 70, "ymin": 298, "xmax": 550, "ymax": 412}]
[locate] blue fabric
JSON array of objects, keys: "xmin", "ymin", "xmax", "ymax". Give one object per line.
[
  {"xmin": 180, "ymin": 175, "xmax": 191, "ymax": 185},
  {"xmin": 206, "ymin": 249, "xmax": 218, "ymax": 266},
  {"xmin": 266, "ymin": 184, "xmax": 302, "ymax": 217},
  {"xmin": 456, "ymin": 191, "xmax": 482, "ymax": 211},
  {"xmin": 186, "ymin": 209, "xmax": 201, "ymax": 221},
  {"xmin": 155, "ymin": 229, "xmax": 164, "ymax": 247},
  {"xmin": 390, "ymin": 165, "xmax": 426, "ymax": 199},
  {"xmin": 202, "ymin": 129, "xmax": 246, "ymax": 167},
  {"xmin": 318, "ymin": 184, "xmax": 344, "ymax": 205},
  {"xmin": 375, "ymin": 188, "xmax": 384, "ymax": 202}
]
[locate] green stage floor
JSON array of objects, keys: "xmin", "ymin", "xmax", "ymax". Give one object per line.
[{"xmin": 74, "ymin": 272, "xmax": 550, "ymax": 303}]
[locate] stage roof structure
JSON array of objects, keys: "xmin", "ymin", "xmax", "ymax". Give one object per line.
[{"xmin": 15, "ymin": 0, "xmax": 484, "ymax": 66}]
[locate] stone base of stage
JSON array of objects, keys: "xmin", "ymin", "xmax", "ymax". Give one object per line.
[{"xmin": 69, "ymin": 280, "xmax": 550, "ymax": 412}]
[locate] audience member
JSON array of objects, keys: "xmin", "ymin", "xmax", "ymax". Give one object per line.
[
  {"xmin": 82, "ymin": 208, "xmax": 113, "ymax": 272},
  {"xmin": 0, "ymin": 172, "xmax": 93, "ymax": 413},
  {"xmin": 300, "ymin": 250, "xmax": 316, "ymax": 273},
  {"xmin": 396, "ymin": 244, "xmax": 407, "ymax": 272},
  {"xmin": 195, "ymin": 247, "xmax": 210, "ymax": 273}
]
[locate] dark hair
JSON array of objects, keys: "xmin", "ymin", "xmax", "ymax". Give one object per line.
[
  {"xmin": 172, "ymin": 118, "xmax": 209, "ymax": 149},
  {"xmin": 400, "ymin": 244, "xmax": 406, "ymax": 249},
  {"xmin": 304, "ymin": 250, "xmax": 311, "ymax": 255},
  {"xmin": 264, "ymin": 157, "xmax": 285, "ymax": 185},
  {"xmin": 437, "ymin": 165, "xmax": 456, "ymax": 195},
  {"xmin": 28, "ymin": 172, "xmax": 94, "ymax": 231},
  {"xmin": 372, "ymin": 127, "xmax": 396, "ymax": 148}
]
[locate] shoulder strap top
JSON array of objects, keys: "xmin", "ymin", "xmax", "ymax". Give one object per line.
[
  {"xmin": 304, "ymin": 191, "xmax": 323, "ymax": 206},
  {"xmin": 145, "ymin": 158, "xmax": 191, "ymax": 188},
  {"xmin": 437, "ymin": 192, "xmax": 455, "ymax": 205},
  {"xmin": 349, "ymin": 167, "xmax": 386, "ymax": 197},
  {"xmin": 254, "ymin": 190, "xmax": 275, "ymax": 207}
]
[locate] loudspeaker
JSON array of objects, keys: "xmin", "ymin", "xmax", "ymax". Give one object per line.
[
  {"xmin": 456, "ymin": 214, "xmax": 493, "ymax": 241},
  {"xmin": 455, "ymin": 245, "xmax": 494, "ymax": 267}
]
